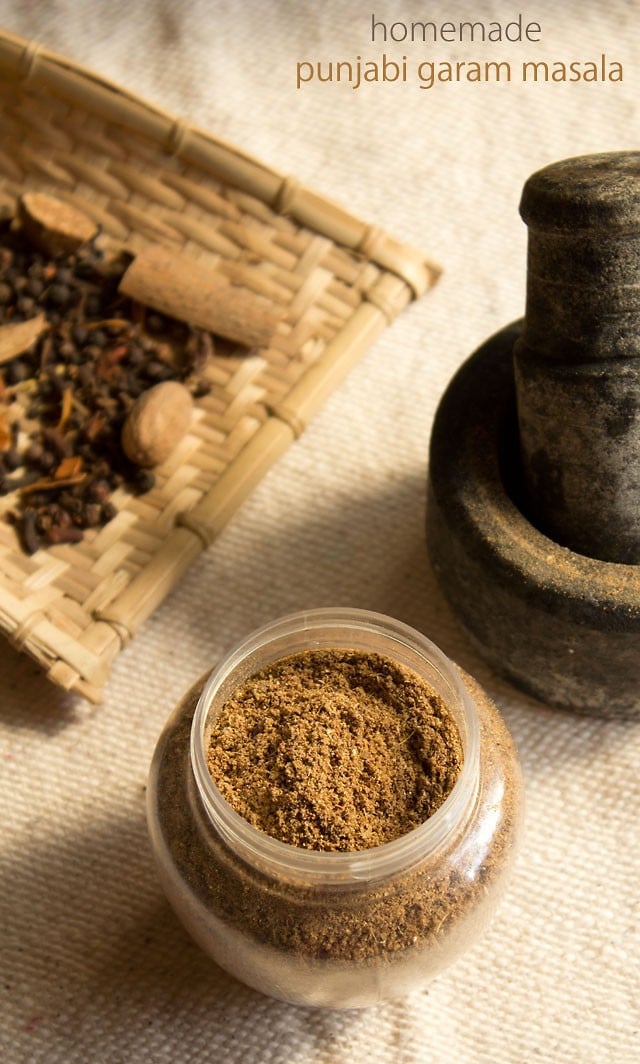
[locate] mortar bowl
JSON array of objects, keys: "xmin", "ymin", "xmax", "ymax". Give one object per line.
[{"xmin": 426, "ymin": 321, "xmax": 640, "ymax": 718}]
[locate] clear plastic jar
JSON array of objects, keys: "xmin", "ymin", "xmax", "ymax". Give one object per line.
[{"xmin": 147, "ymin": 609, "xmax": 522, "ymax": 1008}]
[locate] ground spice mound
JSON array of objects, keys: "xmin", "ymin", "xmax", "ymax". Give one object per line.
[{"xmin": 206, "ymin": 649, "xmax": 463, "ymax": 852}]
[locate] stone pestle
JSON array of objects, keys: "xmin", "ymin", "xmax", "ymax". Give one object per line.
[
  {"xmin": 514, "ymin": 152, "xmax": 640, "ymax": 564},
  {"xmin": 426, "ymin": 151, "xmax": 640, "ymax": 717}
]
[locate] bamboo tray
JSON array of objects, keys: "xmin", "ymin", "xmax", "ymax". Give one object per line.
[{"xmin": 0, "ymin": 28, "xmax": 438, "ymax": 702}]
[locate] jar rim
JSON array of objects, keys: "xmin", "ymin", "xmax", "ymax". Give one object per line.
[{"xmin": 190, "ymin": 608, "xmax": 481, "ymax": 885}]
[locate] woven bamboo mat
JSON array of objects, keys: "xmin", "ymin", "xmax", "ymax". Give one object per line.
[{"xmin": 0, "ymin": 28, "xmax": 438, "ymax": 702}]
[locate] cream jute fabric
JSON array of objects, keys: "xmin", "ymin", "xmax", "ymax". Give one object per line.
[{"xmin": 1, "ymin": 2, "xmax": 638, "ymax": 1062}]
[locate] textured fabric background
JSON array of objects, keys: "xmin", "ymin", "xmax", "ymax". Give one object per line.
[{"xmin": 1, "ymin": 2, "xmax": 639, "ymax": 1062}]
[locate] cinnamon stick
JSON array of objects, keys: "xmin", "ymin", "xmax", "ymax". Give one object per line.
[{"xmin": 118, "ymin": 246, "xmax": 284, "ymax": 348}]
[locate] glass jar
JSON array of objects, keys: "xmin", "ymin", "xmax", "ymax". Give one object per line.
[{"xmin": 147, "ymin": 608, "xmax": 523, "ymax": 1008}]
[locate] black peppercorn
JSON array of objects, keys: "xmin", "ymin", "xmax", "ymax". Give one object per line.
[
  {"xmin": 3, "ymin": 448, "xmax": 21, "ymax": 471},
  {"xmin": 26, "ymin": 276, "xmax": 44, "ymax": 298},
  {"xmin": 4, "ymin": 360, "xmax": 30, "ymax": 385},
  {"xmin": 46, "ymin": 283, "xmax": 71, "ymax": 308}
]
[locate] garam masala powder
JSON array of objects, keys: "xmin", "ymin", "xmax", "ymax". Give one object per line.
[{"xmin": 206, "ymin": 648, "xmax": 463, "ymax": 852}]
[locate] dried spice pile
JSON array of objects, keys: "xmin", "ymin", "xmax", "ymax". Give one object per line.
[
  {"xmin": 0, "ymin": 220, "xmax": 212, "ymax": 554},
  {"xmin": 207, "ymin": 649, "xmax": 463, "ymax": 851}
]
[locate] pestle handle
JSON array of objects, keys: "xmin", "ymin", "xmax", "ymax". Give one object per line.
[{"xmin": 513, "ymin": 152, "xmax": 640, "ymax": 564}]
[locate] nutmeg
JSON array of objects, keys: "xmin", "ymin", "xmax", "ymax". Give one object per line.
[{"xmin": 121, "ymin": 381, "xmax": 193, "ymax": 468}]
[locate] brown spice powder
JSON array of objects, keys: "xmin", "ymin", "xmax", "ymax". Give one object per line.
[
  {"xmin": 151, "ymin": 670, "xmax": 521, "ymax": 976},
  {"xmin": 206, "ymin": 649, "xmax": 463, "ymax": 852}
]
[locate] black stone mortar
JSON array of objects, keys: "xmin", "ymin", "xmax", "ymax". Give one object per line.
[{"xmin": 427, "ymin": 153, "xmax": 640, "ymax": 718}]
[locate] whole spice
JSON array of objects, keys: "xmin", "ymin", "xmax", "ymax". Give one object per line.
[
  {"xmin": 0, "ymin": 313, "xmax": 48, "ymax": 366},
  {"xmin": 0, "ymin": 214, "xmax": 213, "ymax": 552},
  {"xmin": 121, "ymin": 380, "xmax": 194, "ymax": 468},
  {"xmin": 207, "ymin": 649, "xmax": 462, "ymax": 851},
  {"xmin": 119, "ymin": 245, "xmax": 284, "ymax": 349},
  {"xmin": 18, "ymin": 192, "xmax": 98, "ymax": 258}
]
